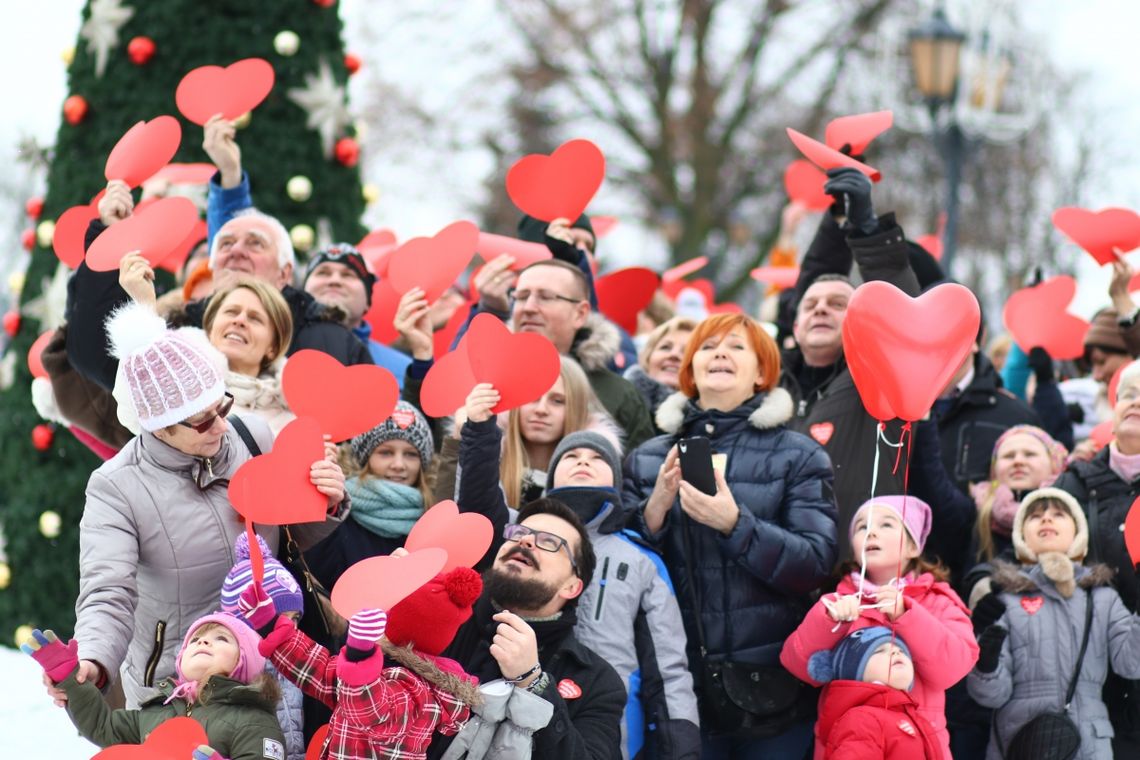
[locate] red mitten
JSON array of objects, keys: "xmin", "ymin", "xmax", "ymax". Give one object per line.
[{"xmin": 21, "ymin": 630, "xmax": 79, "ymax": 683}]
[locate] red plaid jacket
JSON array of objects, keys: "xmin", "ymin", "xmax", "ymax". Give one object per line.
[{"xmin": 264, "ymin": 621, "xmax": 471, "ymax": 760}]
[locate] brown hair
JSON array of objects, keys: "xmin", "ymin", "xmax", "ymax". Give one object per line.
[
  {"xmin": 677, "ymin": 313, "xmax": 780, "ymax": 397},
  {"xmin": 837, "ymin": 555, "xmax": 951, "ymax": 583},
  {"xmin": 518, "ymin": 259, "xmax": 591, "ymax": 301},
  {"xmin": 202, "ymin": 278, "xmax": 294, "ymax": 374}
]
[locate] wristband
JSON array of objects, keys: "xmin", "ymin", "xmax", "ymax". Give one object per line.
[
  {"xmin": 525, "ymin": 670, "xmax": 550, "ymax": 694},
  {"xmin": 505, "ymin": 662, "xmax": 542, "ymax": 684}
]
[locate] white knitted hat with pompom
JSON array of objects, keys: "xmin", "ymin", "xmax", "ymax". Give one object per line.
[{"xmin": 106, "ymin": 302, "xmax": 227, "ymax": 432}]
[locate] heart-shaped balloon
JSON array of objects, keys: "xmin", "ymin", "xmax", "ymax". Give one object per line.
[
  {"xmin": 433, "ymin": 301, "xmax": 471, "ymax": 359},
  {"xmin": 466, "ymin": 314, "xmax": 562, "ymax": 414},
  {"xmin": 406, "ymin": 500, "xmax": 494, "ymax": 572},
  {"xmin": 85, "ymin": 197, "xmax": 201, "ymax": 272},
  {"xmin": 750, "ymin": 266, "xmax": 800, "ymax": 290},
  {"xmin": 824, "ymin": 110, "xmax": 894, "ymax": 155},
  {"xmin": 105, "ymin": 116, "xmax": 182, "ymax": 188},
  {"xmin": 331, "ymin": 548, "xmax": 449, "ymax": 618},
  {"xmin": 506, "ymin": 139, "xmax": 606, "ymax": 222},
  {"xmin": 663, "ymin": 256, "xmax": 708, "ymax": 283},
  {"xmin": 1052, "ymin": 207, "xmax": 1140, "ymax": 265},
  {"xmin": 786, "ymin": 128, "xmax": 881, "ymax": 182},
  {"xmin": 1002, "ymin": 276, "xmax": 1090, "ymax": 360},
  {"xmin": 151, "ymin": 162, "xmax": 217, "ymax": 185},
  {"xmin": 843, "ymin": 281, "xmax": 980, "ymax": 421},
  {"xmin": 595, "ymin": 268, "xmax": 660, "ymax": 334},
  {"xmin": 387, "ymin": 221, "xmax": 479, "ymax": 304},
  {"xmin": 362, "ymin": 279, "xmax": 401, "ymax": 345},
  {"xmin": 52, "ymin": 203, "xmax": 101, "ymax": 268},
  {"xmin": 841, "ymin": 317, "xmax": 898, "ymax": 422},
  {"xmin": 175, "ymin": 58, "xmax": 276, "ymax": 125},
  {"xmin": 475, "ymin": 232, "xmax": 552, "ymax": 270},
  {"xmin": 783, "ymin": 160, "xmax": 832, "ymax": 211},
  {"xmin": 420, "ymin": 338, "xmax": 477, "ymax": 418},
  {"xmin": 93, "ymin": 717, "xmax": 207, "ymax": 760},
  {"xmin": 229, "ymin": 416, "xmax": 328, "ymax": 525},
  {"xmin": 282, "ymin": 350, "xmax": 399, "ymax": 442}
]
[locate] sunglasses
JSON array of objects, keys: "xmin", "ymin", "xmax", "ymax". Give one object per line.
[
  {"xmin": 178, "ymin": 393, "xmax": 235, "ymax": 434},
  {"xmin": 502, "ymin": 523, "xmax": 579, "ymax": 575}
]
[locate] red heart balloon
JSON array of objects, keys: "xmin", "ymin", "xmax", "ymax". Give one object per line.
[
  {"xmin": 824, "ymin": 110, "xmax": 894, "ymax": 155},
  {"xmin": 750, "ymin": 266, "xmax": 800, "ymax": 290},
  {"xmin": 506, "ymin": 139, "xmax": 606, "ymax": 222},
  {"xmin": 229, "ymin": 417, "xmax": 328, "ymax": 525},
  {"xmin": 1126, "ymin": 496, "xmax": 1140, "ymax": 567},
  {"xmin": 596, "ymin": 268, "xmax": 660, "ymax": 335},
  {"xmin": 1052, "ymin": 206, "xmax": 1140, "ymax": 265},
  {"xmin": 841, "ymin": 317, "xmax": 898, "ymax": 421},
  {"xmin": 433, "ymin": 301, "xmax": 471, "ymax": 359},
  {"xmin": 331, "ymin": 548, "xmax": 449, "ymax": 618},
  {"xmin": 783, "ymin": 160, "xmax": 832, "ymax": 211},
  {"xmin": 406, "ymin": 500, "xmax": 494, "ymax": 572},
  {"xmin": 420, "ymin": 338, "xmax": 477, "ymax": 418},
  {"xmin": 105, "ymin": 116, "xmax": 182, "ymax": 188},
  {"xmin": 94, "ymin": 716, "xmax": 207, "ymax": 759},
  {"xmin": 663, "ymin": 256, "xmax": 709, "ymax": 283},
  {"xmin": 387, "ymin": 221, "xmax": 479, "ymax": 304},
  {"xmin": 175, "ymin": 58, "xmax": 276, "ymax": 125},
  {"xmin": 843, "ymin": 281, "xmax": 980, "ymax": 421},
  {"xmin": 466, "ymin": 313, "xmax": 562, "ymax": 414},
  {"xmin": 362, "ymin": 279, "xmax": 401, "ymax": 345},
  {"xmin": 27, "ymin": 329, "xmax": 54, "ymax": 380},
  {"xmin": 151, "ymin": 162, "xmax": 217, "ymax": 185},
  {"xmin": 52, "ymin": 203, "xmax": 100, "ymax": 268},
  {"xmin": 1002, "ymin": 276, "xmax": 1090, "ymax": 360},
  {"xmin": 786, "ymin": 128, "xmax": 881, "ymax": 182},
  {"xmin": 282, "ymin": 350, "xmax": 399, "ymax": 442},
  {"xmin": 475, "ymin": 231, "xmax": 551, "ymax": 270},
  {"xmin": 85, "ymin": 197, "xmax": 201, "ymax": 272}
]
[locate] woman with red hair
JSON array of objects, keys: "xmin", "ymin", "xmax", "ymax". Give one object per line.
[{"xmin": 624, "ymin": 312, "xmax": 838, "ymax": 759}]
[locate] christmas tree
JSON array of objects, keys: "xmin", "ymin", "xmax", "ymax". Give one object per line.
[{"xmin": 1, "ymin": 0, "xmax": 367, "ymax": 645}]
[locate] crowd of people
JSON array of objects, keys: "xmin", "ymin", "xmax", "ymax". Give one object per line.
[{"xmin": 18, "ymin": 111, "xmax": 1140, "ymax": 760}]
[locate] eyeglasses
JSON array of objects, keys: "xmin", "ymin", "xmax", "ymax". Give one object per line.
[
  {"xmin": 503, "ymin": 523, "xmax": 578, "ymax": 575},
  {"xmin": 178, "ymin": 393, "xmax": 235, "ymax": 434},
  {"xmin": 507, "ymin": 288, "xmax": 583, "ymax": 308}
]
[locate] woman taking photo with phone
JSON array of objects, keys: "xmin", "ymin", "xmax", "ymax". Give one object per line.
[{"xmin": 623, "ymin": 312, "xmax": 838, "ymax": 759}]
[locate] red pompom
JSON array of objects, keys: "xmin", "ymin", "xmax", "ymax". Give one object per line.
[
  {"xmin": 25, "ymin": 197, "xmax": 44, "ymax": 219},
  {"xmin": 63, "ymin": 95, "xmax": 88, "ymax": 125},
  {"xmin": 127, "ymin": 36, "xmax": 156, "ymax": 66},
  {"xmin": 21, "ymin": 228, "xmax": 35, "ymax": 251},
  {"xmin": 32, "ymin": 424, "xmax": 54, "ymax": 452},
  {"xmin": 334, "ymin": 137, "xmax": 359, "ymax": 168},
  {"xmin": 344, "ymin": 53, "xmax": 361, "ymax": 75},
  {"xmin": 2, "ymin": 310, "xmax": 19, "ymax": 337},
  {"xmin": 444, "ymin": 567, "xmax": 483, "ymax": 608}
]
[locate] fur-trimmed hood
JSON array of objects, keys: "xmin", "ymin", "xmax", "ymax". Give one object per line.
[
  {"xmin": 654, "ymin": 387, "xmax": 795, "ymax": 435},
  {"xmin": 989, "ymin": 559, "xmax": 1115, "ymax": 595},
  {"xmin": 571, "ymin": 312, "xmax": 623, "ymax": 372}
]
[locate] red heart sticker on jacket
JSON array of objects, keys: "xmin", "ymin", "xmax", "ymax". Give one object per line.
[
  {"xmin": 281, "ymin": 350, "xmax": 399, "ymax": 442},
  {"xmin": 1020, "ymin": 596, "xmax": 1044, "ymax": 615},
  {"xmin": 465, "ymin": 314, "xmax": 562, "ymax": 414},
  {"xmin": 596, "ymin": 268, "xmax": 660, "ymax": 335},
  {"xmin": 105, "ymin": 116, "xmax": 182, "ymax": 189},
  {"xmin": 175, "ymin": 58, "xmax": 276, "ymax": 125},
  {"xmin": 228, "ymin": 416, "xmax": 328, "ymax": 526},
  {"xmin": 786, "ymin": 128, "xmax": 881, "ymax": 182},
  {"xmin": 506, "ymin": 139, "xmax": 605, "ymax": 222},
  {"xmin": 557, "ymin": 679, "xmax": 583, "ymax": 699},
  {"xmin": 1002, "ymin": 276, "xmax": 1090, "ymax": 360},
  {"xmin": 783, "ymin": 160, "xmax": 832, "ymax": 211},
  {"xmin": 1052, "ymin": 207, "xmax": 1140, "ymax": 265},
  {"xmin": 824, "ymin": 111, "xmax": 894, "ymax": 155},
  {"xmin": 93, "ymin": 716, "xmax": 207, "ymax": 759},
  {"xmin": 85, "ymin": 197, "xmax": 201, "ymax": 272},
  {"xmin": 387, "ymin": 221, "xmax": 479, "ymax": 304},
  {"xmin": 809, "ymin": 422, "xmax": 835, "ymax": 446},
  {"xmin": 897, "ymin": 719, "xmax": 916, "ymax": 737},
  {"xmin": 405, "ymin": 499, "xmax": 494, "ymax": 573},
  {"xmin": 331, "ymin": 548, "xmax": 448, "ymax": 618}
]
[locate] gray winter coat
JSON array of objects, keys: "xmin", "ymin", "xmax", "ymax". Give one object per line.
[
  {"xmin": 967, "ymin": 561, "xmax": 1140, "ymax": 760},
  {"xmin": 74, "ymin": 414, "xmax": 343, "ymax": 708},
  {"xmin": 441, "ymin": 679, "xmax": 553, "ymax": 760}
]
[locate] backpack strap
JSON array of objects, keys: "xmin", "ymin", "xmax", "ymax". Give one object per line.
[{"xmin": 229, "ymin": 415, "xmax": 262, "ymax": 457}]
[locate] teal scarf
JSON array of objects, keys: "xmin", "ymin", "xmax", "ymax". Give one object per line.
[{"xmin": 346, "ymin": 477, "xmax": 425, "ymax": 539}]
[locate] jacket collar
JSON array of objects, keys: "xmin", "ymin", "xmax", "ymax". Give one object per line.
[
  {"xmin": 136, "ymin": 423, "xmax": 244, "ymax": 489},
  {"xmin": 146, "ymin": 674, "xmax": 275, "ymax": 710},
  {"xmin": 989, "ymin": 559, "xmax": 1115, "ymax": 598},
  {"xmin": 655, "ymin": 387, "xmax": 794, "ymax": 436},
  {"xmin": 545, "ymin": 487, "xmax": 625, "ymax": 535},
  {"xmin": 570, "ymin": 312, "xmax": 622, "ymax": 372}
]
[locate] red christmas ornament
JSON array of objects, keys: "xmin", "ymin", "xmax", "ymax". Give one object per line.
[
  {"xmin": 63, "ymin": 95, "xmax": 88, "ymax": 125},
  {"xmin": 312, "ymin": 0, "xmax": 336, "ymax": 6},
  {"xmin": 334, "ymin": 137, "xmax": 359, "ymax": 167},
  {"xmin": 21, "ymin": 228, "xmax": 36, "ymax": 251},
  {"xmin": 344, "ymin": 53, "xmax": 361, "ymax": 75},
  {"xmin": 127, "ymin": 36, "xmax": 156, "ymax": 65},
  {"xmin": 3, "ymin": 311, "xmax": 20, "ymax": 337},
  {"xmin": 32, "ymin": 424, "xmax": 54, "ymax": 452},
  {"xmin": 25, "ymin": 197, "xmax": 44, "ymax": 219}
]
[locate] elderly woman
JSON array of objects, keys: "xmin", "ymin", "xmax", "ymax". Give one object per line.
[
  {"xmin": 623, "ymin": 313, "xmax": 837, "ymax": 759},
  {"xmin": 50, "ymin": 301, "xmax": 345, "ymax": 710},
  {"xmin": 624, "ymin": 316, "xmax": 696, "ymax": 425}
]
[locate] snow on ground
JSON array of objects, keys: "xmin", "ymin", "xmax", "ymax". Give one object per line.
[{"xmin": 0, "ymin": 646, "xmax": 98, "ymax": 758}]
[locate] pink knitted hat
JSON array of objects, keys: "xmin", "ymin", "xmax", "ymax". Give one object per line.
[{"xmin": 849, "ymin": 495, "xmax": 933, "ymax": 553}]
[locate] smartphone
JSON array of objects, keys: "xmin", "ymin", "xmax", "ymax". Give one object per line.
[{"xmin": 678, "ymin": 436, "xmax": 717, "ymax": 495}]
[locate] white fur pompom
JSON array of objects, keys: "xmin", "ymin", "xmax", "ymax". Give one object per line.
[{"xmin": 106, "ymin": 302, "xmax": 169, "ymax": 360}]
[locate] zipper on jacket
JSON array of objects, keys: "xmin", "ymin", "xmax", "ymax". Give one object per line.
[
  {"xmin": 594, "ymin": 557, "xmax": 610, "ymax": 621},
  {"xmin": 144, "ymin": 620, "xmax": 167, "ymax": 688}
]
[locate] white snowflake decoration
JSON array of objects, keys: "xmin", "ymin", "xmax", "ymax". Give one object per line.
[
  {"xmin": 287, "ymin": 59, "xmax": 352, "ymax": 158},
  {"xmin": 80, "ymin": 0, "xmax": 135, "ymax": 78},
  {"xmin": 21, "ymin": 262, "xmax": 71, "ymax": 333}
]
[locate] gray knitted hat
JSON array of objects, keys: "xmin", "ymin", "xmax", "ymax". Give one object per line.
[
  {"xmin": 546, "ymin": 430, "xmax": 622, "ymax": 492},
  {"xmin": 350, "ymin": 401, "xmax": 433, "ymax": 469}
]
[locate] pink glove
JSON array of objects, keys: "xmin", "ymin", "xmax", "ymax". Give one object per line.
[
  {"xmin": 21, "ymin": 630, "xmax": 80, "ymax": 684},
  {"xmin": 237, "ymin": 581, "xmax": 276, "ymax": 631},
  {"xmin": 346, "ymin": 608, "xmax": 388, "ymax": 652}
]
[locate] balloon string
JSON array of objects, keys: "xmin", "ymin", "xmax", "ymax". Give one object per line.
[{"xmin": 888, "ymin": 425, "xmax": 915, "ymax": 655}]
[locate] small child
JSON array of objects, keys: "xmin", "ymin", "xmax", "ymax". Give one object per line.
[
  {"xmin": 967, "ymin": 487, "xmax": 1140, "ymax": 760},
  {"xmin": 24, "ymin": 612, "xmax": 284, "ymax": 759},
  {"xmin": 780, "ymin": 496, "xmax": 978, "ymax": 760},
  {"xmin": 808, "ymin": 626, "xmax": 941, "ymax": 759}
]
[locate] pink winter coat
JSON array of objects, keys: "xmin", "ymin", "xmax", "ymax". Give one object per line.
[{"xmin": 779, "ymin": 573, "xmax": 978, "ymax": 760}]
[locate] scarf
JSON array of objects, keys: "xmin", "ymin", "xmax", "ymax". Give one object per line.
[
  {"xmin": 847, "ymin": 571, "xmax": 913, "ymax": 598},
  {"xmin": 1110, "ymin": 442, "xmax": 1140, "ymax": 483},
  {"xmin": 227, "ymin": 365, "xmax": 288, "ymax": 412},
  {"xmin": 970, "ymin": 483, "xmax": 1035, "ymax": 537},
  {"xmin": 346, "ymin": 477, "xmax": 424, "ymax": 538}
]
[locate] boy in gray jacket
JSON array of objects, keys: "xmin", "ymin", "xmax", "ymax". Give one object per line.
[{"xmin": 967, "ymin": 487, "xmax": 1140, "ymax": 759}]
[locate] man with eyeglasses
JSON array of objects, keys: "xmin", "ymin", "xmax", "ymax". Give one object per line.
[{"xmin": 428, "ymin": 498, "xmax": 626, "ymax": 760}]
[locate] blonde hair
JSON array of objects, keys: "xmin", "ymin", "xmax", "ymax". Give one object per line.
[
  {"xmin": 501, "ymin": 355, "xmax": 595, "ymax": 506},
  {"xmin": 202, "ymin": 277, "xmax": 294, "ymax": 375},
  {"xmin": 344, "ymin": 443, "xmax": 434, "ymax": 506},
  {"xmin": 638, "ymin": 316, "xmax": 698, "ymax": 370}
]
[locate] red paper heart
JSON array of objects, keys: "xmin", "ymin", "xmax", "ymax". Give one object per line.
[
  {"xmin": 362, "ymin": 280, "xmax": 401, "ymax": 345},
  {"xmin": 433, "ymin": 301, "xmax": 471, "ymax": 359},
  {"xmin": 93, "ymin": 717, "xmax": 207, "ymax": 760},
  {"xmin": 1110, "ymin": 364, "xmax": 1126, "ymax": 407},
  {"xmin": 809, "ymin": 422, "xmax": 835, "ymax": 446},
  {"xmin": 1089, "ymin": 420, "xmax": 1114, "ymax": 451},
  {"xmin": 506, "ymin": 139, "xmax": 606, "ymax": 222},
  {"xmin": 1002, "ymin": 276, "xmax": 1090, "ymax": 360},
  {"xmin": 176, "ymin": 58, "xmax": 276, "ymax": 125},
  {"xmin": 306, "ymin": 725, "xmax": 331, "ymax": 760},
  {"xmin": 282, "ymin": 350, "xmax": 399, "ymax": 442},
  {"xmin": 466, "ymin": 313, "xmax": 562, "ymax": 414},
  {"xmin": 151, "ymin": 162, "xmax": 217, "ymax": 185},
  {"xmin": 358, "ymin": 228, "xmax": 398, "ymax": 275},
  {"xmin": 662, "ymin": 278, "xmax": 715, "ymax": 305},
  {"xmin": 915, "ymin": 233, "xmax": 944, "ymax": 261},
  {"xmin": 85, "ymin": 197, "xmax": 201, "ymax": 272},
  {"xmin": 229, "ymin": 417, "xmax": 328, "ymax": 525},
  {"xmin": 824, "ymin": 111, "xmax": 894, "ymax": 155},
  {"xmin": 663, "ymin": 256, "xmax": 708, "ymax": 283},
  {"xmin": 27, "ymin": 329, "xmax": 54, "ymax": 380},
  {"xmin": 331, "ymin": 548, "xmax": 449, "ymax": 618},
  {"xmin": 1126, "ymin": 496, "xmax": 1140, "ymax": 568},
  {"xmin": 52, "ymin": 203, "xmax": 100, "ymax": 268},
  {"xmin": 783, "ymin": 160, "xmax": 832, "ymax": 211},
  {"xmin": 387, "ymin": 221, "xmax": 479, "ymax": 304},
  {"xmin": 596, "ymin": 268, "xmax": 660, "ymax": 334},
  {"xmin": 1020, "ymin": 596, "xmax": 1043, "ymax": 615},
  {"xmin": 157, "ymin": 218, "xmax": 208, "ymax": 274},
  {"xmin": 592, "ymin": 215, "xmax": 619, "ymax": 238},
  {"xmin": 105, "ymin": 116, "xmax": 182, "ymax": 188},
  {"xmin": 405, "ymin": 499, "xmax": 494, "ymax": 572},
  {"xmin": 475, "ymin": 231, "xmax": 551, "ymax": 270},
  {"xmin": 420, "ymin": 338, "xmax": 477, "ymax": 418},
  {"xmin": 843, "ymin": 281, "xmax": 980, "ymax": 421},
  {"xmin": 750, "ymin": 266, "xmax": 800, "ymax": 290},
  {"xmin": 1052, "ymin": 207, "xmax": 1140, "ymax": 265},
  {"xmin": 786, "ymin": 128, "xmax": 881, "ymax": 182}
]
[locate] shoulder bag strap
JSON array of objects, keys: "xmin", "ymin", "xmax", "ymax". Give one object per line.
[
  {"xmin": 1064, "ymin": 587, "xmax": 1095, "ymax": 708},
  {"xmin": 228, "ymin": 415, "xmax": 262, "ymax": 457},
  {"xmin": 679, "ymin": 512, "xmax": 711, "ymax": 659}
]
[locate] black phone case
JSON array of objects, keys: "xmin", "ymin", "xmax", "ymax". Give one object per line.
[{"xmin": 678, "ymin": 436, "xmax": 717, "ymax": 495}]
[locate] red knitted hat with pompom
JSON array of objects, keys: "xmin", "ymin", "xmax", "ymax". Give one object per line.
[{"xmin": 385, "ymin": 567, "xmax": 482, "ymax": 655}]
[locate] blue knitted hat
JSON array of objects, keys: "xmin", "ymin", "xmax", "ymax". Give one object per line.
[{"xmin": 807, "ymin": 626, "xmax": 911, "ymax": 685}]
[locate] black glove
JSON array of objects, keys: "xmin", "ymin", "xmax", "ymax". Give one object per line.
[
  {"xmin": 1068, "ymin": 402, "xmax": 1085, "ymax": 424},
  {"xmin": 823, "ymin": 167, "xmax": 877, "ymax": 235},
  {"xmin": 971, "ymin": 591, "xmax": 1006, "ymax": 635},
  {"xmin": 1028, "ymin": 347, "xmax": 1054, "ymax": 385},
  {"xmin": 976, "ymin": 625, "xmax": 1008, "ymax": 673},
  {"xmin": 543, "ymin": 233, "xmax": 581, "ymax": 264}
]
